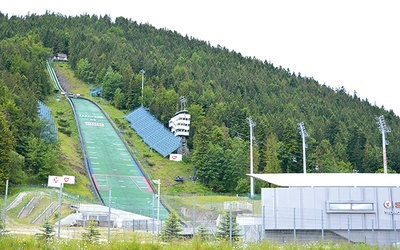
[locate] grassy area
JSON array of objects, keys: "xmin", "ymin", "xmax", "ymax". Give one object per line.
[
  {"xmin": 44, "ymin": 87, "xmax": 94, "ymax": 200},
  {"xmin": 0, "ymin": 233, "xmax": 382, "ymax": 250},
  {"xmin": 54, "ymin": 63, "xmax": 90, "ymax": 95}
]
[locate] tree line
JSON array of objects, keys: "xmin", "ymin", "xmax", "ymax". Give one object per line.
[
  {"xmin": 0, "ymin": 31, "xmax": 62, "ymax": 191},
  {"xmin": 1, "ymin": 12, "xmax": 399, "ymax": 193}
]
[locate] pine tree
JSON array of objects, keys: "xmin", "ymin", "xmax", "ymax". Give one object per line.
[
  {"xmin": 262, "ymin": 133, "xmax": 282, "ymax": 173},
  {"xmin": 196, "ymin": 224, "xmax": 211, "ymax": 241},
  {"xmin": 82, "ymin": 219, "xmax": 101, "ymax": 243},
  {"xmin": 161, "ymin": 211, "xmax": 182, "ymax": 242},
  {"xmin": 216, "ymin": 210, "xmax": 241, "ymax": 241},
  {"xmin": 36, "ymin": 220, "xmax": 55, "ymax": 242}
]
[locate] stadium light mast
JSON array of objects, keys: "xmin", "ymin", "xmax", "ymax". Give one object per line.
[
  {"xmin": 140, "ymin": 69, "xmax": 145, "ymax": 106},
  {"xmin": 247, "ymin": 117, "xmax": 256, "ymax": 198},
  {"xmin": 297, "ymin": 122, "xmax": 309, "ymax": 174},
  {"xmin": 376, "ymin": 115, "xmax": 391, "ymax": 174},
  {"xmin": 152, "ymin": 179, "xmax": 161, "ymax": 222}
]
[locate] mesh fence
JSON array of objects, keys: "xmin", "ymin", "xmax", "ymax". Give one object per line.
[{"xmin": 259, "ymin": 205, "xmax": 400, "ymax": 246}]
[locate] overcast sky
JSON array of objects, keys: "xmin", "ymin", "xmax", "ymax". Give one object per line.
[{"xmin": 2, "ymin": 0, "xmax": 400, "ymax": 116}]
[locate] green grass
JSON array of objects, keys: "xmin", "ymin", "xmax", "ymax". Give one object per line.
[
  {"xmin": 54, "ymin": 63, "xmax": 91, "ymax": 96},
  {"xmin": 0, "ymin": 233, "xmax": 383, "ymax": 250},
  {"xmin": 44, "ymin": 90, "xmax": 94, "ymax": 200}
]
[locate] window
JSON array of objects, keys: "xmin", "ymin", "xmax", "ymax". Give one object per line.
[
  {"xmin": 329, "ymin": 203, "xmax": 351, "ymax": 210},
  {"xmin": 327, "ymin": 201, "xmax": 375, "ymax": 214}
]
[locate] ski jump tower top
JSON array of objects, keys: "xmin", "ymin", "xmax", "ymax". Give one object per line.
[{"xmin": 169, "ymin": 96, "xmax": 191, "ymax": 155}]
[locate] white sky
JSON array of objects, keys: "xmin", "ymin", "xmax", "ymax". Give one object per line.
[{"xmin": 2, "ymin": 0, "xmax": 400, "ymax": 116}]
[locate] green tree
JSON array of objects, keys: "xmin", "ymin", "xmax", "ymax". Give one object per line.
[
  {"xmin": 112, "ymin": 88, "xmax": 125, "ymax": 109},
  {"xmin": 76, "ymin": 58, "xmax": 93, "ymax": 83},
  {"xmin": 0, "ymin": 106, "xmax": 15, "ymax": 187},
  {"xmin": 8, "ymin": 151, "xmax": 26, "ymax": 186},
  {"xmin": 36, "ymin": 220, "xmax": 55, "ymax": 242},
  {"xmin": 216, "ymin": 210, "xmax": 241, "ymax": 241},
  {"xmin": 82, "ymin": 219, "xmax": 101, "ymax": 243},
  {"xmin": 262, "ymin": 133, "xmax": 282, "ymax": 173},
  {"xmin": 196, "ymin": 143, "xmax": 226, "ymax": 192},
  {"xmin": 279, "ymin": 119, "xmax": 301, "ymax": 173},
  {"xmin": 102, "ymin": 66, "xmax": 122, "ymax": 101},
  {"xmin": 311, "ymin": 139, "xmax": 338, "ymax": 173},
  {"xmin": 161, "ymin": 211, "xmax": 182, "ymax": 242},
  {"xmin": 150, "ymin": 87, "xmax": 179, "ymax": 123},
  {"xmin": 224, "ymin": 137, "xmax": 248, "ymax": 193},
  {"xmin": 347, "ymin": 126, "xmax": 367, "ymax": 172},
  {"xmin": 196, "ymin": 224, "xmax": 211, "ymax": 241},
  {"xmin": 23, "ymin": 136, "xmax": 54, "ymax": 182}
]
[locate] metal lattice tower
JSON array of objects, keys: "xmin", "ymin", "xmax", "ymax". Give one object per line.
[
  {"xmin": 376, "ymin": 115, "xmax": 391, "ymax": 174},
  {"xmin": 297, "ymin": 122, "xmax": 309, "ymax": 174},
  {"xmin": 247, "ymin": 117, "xmax": 256, "ymax": 198},
  {"xmin": 180, "ymin": 96, "xmax": 186, "ymax": 110}
]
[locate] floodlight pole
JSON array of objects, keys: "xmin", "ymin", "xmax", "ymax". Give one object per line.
[
  {"xmin": 152, "ymin": 179, "xmax": 161, "ymax": 232},
  {"xmin": 376, "ymin": 115, "xmax": 390, "ymax": 174},
  {"xmin": 247, "ymin": 117, "xmax": 256, "ymax": 198},
  {"xmin": 140, "ymin": 69, "xmax": 145, "ymax": 106},
  {"xmin": 382, "ymin": 130, "xmax": 388, "ymax": 174},
  {"xmin": 156, "ymin": 181, "xmax": 160, "ymax": 221},
  {"xmin": 297, "ymin": 122, "xmax": 309, "ymax": 174}
]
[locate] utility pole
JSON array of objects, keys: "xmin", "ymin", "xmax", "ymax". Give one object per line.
[
  {"xmin": 376, "ymin": 115, "xmax": 390, "ymax": 174},
  {"xmin": 152, "ymin": 179, "xmax": 161, "ymax": 233},
  {"xmin": 140, "ymin": 69, "xmax": 145, "ymax": 106},
  {"xmin": 247, "ymin": 117, "xmax": 256, "ymax": 198},
  {"xmin": 47, "ymin": 175, "xmax": 75, "ymax": 240},
  {"xmin": 108, "ymin": 188, "xmax": 111, "ymax": 243},
  {"xmin": 297, "ymin": 122, "xmax": 309, "ymax": 173},
  {"xmin": 193, "ymin": 196, "xmax": 196, "ymax": 236}
]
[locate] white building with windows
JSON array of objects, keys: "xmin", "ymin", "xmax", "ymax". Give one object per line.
[
  {"xmin": 169, "ymin": 110, "xmax": 190, "ymax": 137},
  {"xmin": 248, "ymin": 173, "xmax": 400, "ymax": 247},
  {"xmin": 168, "ymin": 108, "xmax": 191, "ymax": 157}
]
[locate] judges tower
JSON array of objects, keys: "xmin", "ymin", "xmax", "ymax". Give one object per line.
[{"xmin": 169, "ymin": 96, "xmax": 191, "ymax": 155}]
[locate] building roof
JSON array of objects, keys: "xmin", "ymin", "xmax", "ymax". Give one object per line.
[{"xmin": 248, "ymin": 173, "xmax": 400, "ymax": 187}]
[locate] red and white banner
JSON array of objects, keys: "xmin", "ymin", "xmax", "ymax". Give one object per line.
[
  {"xmin": 48, "ymin": 175, "xmax": 75, "ymax": 187},
  {"xmin": 169, "ymin": 154, "xmax": 182, "ymax": 161},
  {"xmin": 48, "ymin": 176, "xmax": 62, "ymax": 187},
  {"xmin": 62, "ymin": 175, "xmax": 75, "ymax": 184}
]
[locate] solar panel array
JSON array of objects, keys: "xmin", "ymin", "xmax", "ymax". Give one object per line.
[
  {"xmin": 125, "ymin": 106, "xmax": 181, "ymax": 157},
  {"xmin": 37, "ymin": 100, "xmax": 58, "ymax": 142}
]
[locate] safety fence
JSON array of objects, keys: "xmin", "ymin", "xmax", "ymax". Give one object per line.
[{"xmin": 259, "ymin": 205, "xmax": 400, "ymax": 247}]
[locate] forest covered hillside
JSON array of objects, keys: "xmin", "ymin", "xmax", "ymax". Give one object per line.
[{"xmin": 0, "ymin": 12, "xmax": 399, "ymax": 194}]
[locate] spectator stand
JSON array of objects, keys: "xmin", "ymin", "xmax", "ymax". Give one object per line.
[{"xmin": 124, "ymin": 106, "xmax": 180, "ymax": 157}]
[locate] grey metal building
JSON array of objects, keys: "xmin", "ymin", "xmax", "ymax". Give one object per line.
[{"xmin": 250, "ymin": 173, "xmax": 400, "ymax": 246}]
